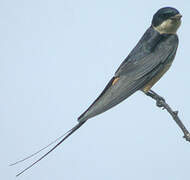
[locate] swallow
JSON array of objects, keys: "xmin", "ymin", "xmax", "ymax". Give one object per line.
[{"xmin": 14, "ymin": 7, "xmax": 182, "ymax": 176}]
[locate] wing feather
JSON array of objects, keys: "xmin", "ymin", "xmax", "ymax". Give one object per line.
[
  {"xmin": 78, "ymin": 33, "xmax": 178, "ymax": 122},
  {"xmin": 115, "ymin": 34, "xmax": 178, "ymax": 80}
]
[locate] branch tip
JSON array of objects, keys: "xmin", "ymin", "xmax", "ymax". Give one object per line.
[{"xmin": 146, "ymin": 89, "xmax": 189, "ymax": 143}]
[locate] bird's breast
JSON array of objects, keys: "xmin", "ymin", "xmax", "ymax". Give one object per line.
[{"xmin": 141, "ymin": 62, "xmax": 172, "ymax": 93}]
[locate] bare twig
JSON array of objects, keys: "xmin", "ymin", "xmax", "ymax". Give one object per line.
[{"xmin": 146, "ymin": 89, "xmax": 190, "ymax": 142}]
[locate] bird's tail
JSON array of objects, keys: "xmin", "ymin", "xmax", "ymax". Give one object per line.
[{"xmin": 11, "ymin": 121, "xmax": 86, "ymax": 177}]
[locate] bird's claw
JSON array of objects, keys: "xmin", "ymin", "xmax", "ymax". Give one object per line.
[{"xmin": 156, "ymin": 96, "xmax": 165, "ymax": 107}]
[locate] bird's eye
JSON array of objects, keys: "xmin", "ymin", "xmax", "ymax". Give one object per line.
[{"xmin": 162, "ymin": 13, "xmax": 171, "ymax": 19}]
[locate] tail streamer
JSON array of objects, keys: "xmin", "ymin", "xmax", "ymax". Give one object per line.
[{"xmin": 11, "ymin": 121, "xmax": 86, "ymax": 177}]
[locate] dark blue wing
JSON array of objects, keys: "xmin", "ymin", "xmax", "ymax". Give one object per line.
[{"xmin": 78, "ymin": 29, "xmax": 178, "ymax": 122}]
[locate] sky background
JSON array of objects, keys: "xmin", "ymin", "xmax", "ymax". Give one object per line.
[{"xmin": 1, "ymin": 0, "xmax": 190, "ymax": 180}]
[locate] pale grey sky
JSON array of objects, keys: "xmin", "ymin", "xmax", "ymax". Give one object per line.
[{"xmin": 1, "ymin": 0, "xmax": 190, "ymax": 180}]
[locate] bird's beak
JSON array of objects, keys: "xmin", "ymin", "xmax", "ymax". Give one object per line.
[{"xmin": 171, "ymin": 14, "xmax": 182, "ymax": 20}]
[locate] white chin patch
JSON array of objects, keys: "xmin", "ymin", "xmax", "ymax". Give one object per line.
[{"xmin": 153, "ymin": 19, "xmax": 181, "ymax": 34}]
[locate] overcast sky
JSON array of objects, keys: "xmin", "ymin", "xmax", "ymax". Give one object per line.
[{"xmin": 1, "ymin": 0, "xmax": 190, "ymax": 180}]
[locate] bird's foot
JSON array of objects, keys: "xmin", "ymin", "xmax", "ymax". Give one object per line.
[
  {"xmin": 155, "ymin": 95, "xmax": 165, "ymax": 108},
  {"xmin": 146, "ymin": 90, "xmax": 165, "ymax": 108}
]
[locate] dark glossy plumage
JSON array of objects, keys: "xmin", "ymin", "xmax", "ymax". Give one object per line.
[
  {"xmin": 152, "ymin": 7, "xmax": 179, "ymax": 26},
  {"xmin": 78, "ymin": 26, "xmax": 178, "ymax": 122}
]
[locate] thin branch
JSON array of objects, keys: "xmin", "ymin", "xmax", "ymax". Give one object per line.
[{"xmin": 146, "ymin": 89, "xmax": 190, "ymax": 142}]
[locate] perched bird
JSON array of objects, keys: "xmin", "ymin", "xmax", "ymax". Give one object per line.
[{"xmin": 14, "ymin": 7, "xmax": 182, "ymax": 176}]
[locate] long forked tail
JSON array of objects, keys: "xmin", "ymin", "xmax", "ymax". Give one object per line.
[{"xmin": 12, "ymin": 121, "xmax": 86, "ymax": 177}]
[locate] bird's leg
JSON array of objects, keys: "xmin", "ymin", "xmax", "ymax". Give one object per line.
[{"xmin": 145, "ymin": 89, "xmax": 190, "ymax": 142}]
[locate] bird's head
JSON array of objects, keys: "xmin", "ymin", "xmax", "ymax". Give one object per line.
[{"xmin": 152, "ymin": 7, "xmax": 182, "ymax": 34}]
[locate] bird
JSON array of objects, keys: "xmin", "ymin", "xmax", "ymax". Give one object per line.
[{"xmin": 13, "ymin": 7, "xmax": 182, "ymax": 176}]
